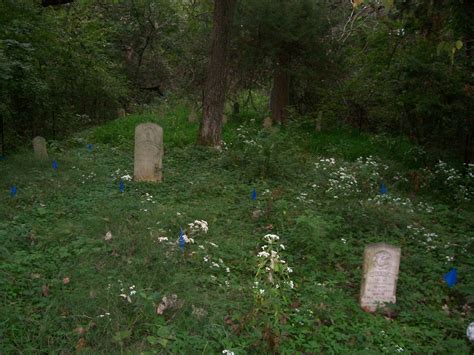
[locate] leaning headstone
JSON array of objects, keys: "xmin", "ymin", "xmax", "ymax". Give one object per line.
[
  {"xmin": 188, "ymin": 106, "xmax": 198, "ymax": 123},
  {"xmin": 360, "ymin": 243, "xmax": 401, "ymax": 312},
  {"xmin": 32, "ymin": 136, "xmax": 48, "ymax": 159},
  {"xmin": 118, "ymin": 108, "xmax": 126, "ymax": 118},
  {"xmin": 263, "ymin": 117, "xmax": 272, "ymax": 129},
  {"xmin": 134, "ymin": 123, "xmax": 163, "ymax": 182}
]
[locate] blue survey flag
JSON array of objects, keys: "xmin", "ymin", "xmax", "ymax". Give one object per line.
[
  {"xmin": 52, "ymin": 160, "xmax": 58, "ymax": 170},
  {"xmin": 87, "ymin": 144, "xmax": 93, "ymax": 152},
  {"xmin": 443, "ymin": 268, "xmax": 457, "ymax": 288},
  {"xmin": 119, "ymin": 180, "xmax": 125, "ymax": 193},
  {"xmin": 10, "ymin": 185, "xmax": 17, "ymax": 197},
  {"xmin": 380, "ymin": 183, "xmax": 388, "ymax": 195},
  {"xmin": 251, "ymin": 188, "xmax": 257, "ymax": 200},
  {"xmin": 179, "ymin": 228, "xmax": 185, "ymax": 251}
]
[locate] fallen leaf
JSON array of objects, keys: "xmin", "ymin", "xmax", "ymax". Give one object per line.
[
  {"xmin": 63, "ymin": 277, "xmax": 70, "ymax": 285},
  {"xmin": 76, "ymin": 338, "xmax": 86, "ymax": 351}
]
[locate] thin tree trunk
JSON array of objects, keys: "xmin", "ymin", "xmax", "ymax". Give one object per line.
[
  {"xmin": 270, "ymin": 51, "xmax": 290, "ymax": 124},
  {"xmin": 198, "ymin": 0, "xmax": 236, "ymax": 146},
  {"xmin": 0, "ymin": 113, "xmax": 4, "ymax": 156}
]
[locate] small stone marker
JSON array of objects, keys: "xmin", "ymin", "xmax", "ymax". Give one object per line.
[
  {"xmin": 360, "ymin": 243, "xmax": 401, "ymax": 312},
  {"xmin": 32, "ymin": 136, "xmax": 48, "ymax": 159},
  {"xmin": 188, "ymin": 106, "xmax": 198, "ymax": 123},
  {"xmin": 118, "ymin": 108, "xmax": 126, "ymax": 118},
  {"xmin": 134, "ymin": 123, "xmax": 163, "ymax": 182},
  {"xmin": 263, "ymin": 117, "xmax": 272, "ymax": 129},
  {"xmin": 222, "ymin": 114, "xmax": 228, "ymax": 124},
  {"xmin": 315, "ymin": 111, "xmax": 323, "ymax": 132}
]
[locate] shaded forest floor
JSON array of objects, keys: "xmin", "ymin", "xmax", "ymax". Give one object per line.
[{"xmin": 1, "ymin": 106, "xmax": 473, "ymax": 353}]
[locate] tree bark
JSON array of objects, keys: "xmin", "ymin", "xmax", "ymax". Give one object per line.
[
  {"xmin": 270, "ymin": 51, "xmax": 290, "ymax": 124},
  {"xmin": 198, "ymin": 0, "xmax": 236, "ymax": 146}
]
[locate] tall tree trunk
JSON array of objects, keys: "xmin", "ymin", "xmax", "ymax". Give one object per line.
[
  {"xmin": 198, "ymin": 0, "xmax": 236, "ymax": 146},
  {"xmin": 270, "ymin": 51, "xmax": 290, "ymax": 124}
]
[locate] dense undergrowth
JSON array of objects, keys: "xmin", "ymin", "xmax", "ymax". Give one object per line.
[{"xmin": 0, "ymin": 105, "xmax": 473, "ymax": 353}]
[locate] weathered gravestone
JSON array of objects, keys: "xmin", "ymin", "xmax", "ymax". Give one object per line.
[
  {"xmin": 134, "ymin": 123, "xmax": 163, "ymax": 182},
  {"xmin": 118, "ymin": 108, "xmax": 126, "ymax": 118},
  {"xmin": 188, "ymin": 106, "xmax": 197, "ymax": 123},
  {"xmin": 360, "ymin": 243, "xmax": 401, "ymax": 312},
  {"xmin": 32, "ymin": 136, "xmax": 48, "ymax": 159},
  {"xmin": 263, "ymin": 117, "xmax": 272, "ymax": 129}
]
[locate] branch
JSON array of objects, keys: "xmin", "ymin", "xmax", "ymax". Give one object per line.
[{"xmin": 41, "ymin": 0, "xmax": 74, "ymax": 6}]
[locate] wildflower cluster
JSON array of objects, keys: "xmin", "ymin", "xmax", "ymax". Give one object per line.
[
  {"xmin": 188, "ymin": 220, "xmax": 209, "ymax": 234},
  {"xmin": 236, "ymin": 125, "xmax": 261, "ymax": 147},
  {"xmin": 139, "ymin": 192, "xmax": 156, "ymax": 212},
  {"xmin": 367, "ymin": 194, "xmax": 415, "ymax": 213},
  {"xmin": 118, "ymin": 284, "xmax": 137, "ymax": 303},
  {"xmin": 111, "ymin": 168, "xmax": 132, "ymax": 181},
  {"xmin": 80, "ymin": 172, "xmax": 96, "ymax": 184},
  {"xmin": 254, "ymin": 234, "xmax": 294, "ymax": 299},
  {"xmin": 406, "ymin": 224, "xmax": 439, "ymax": 251},
  {"xmin": 174, "ymin": 219, "xmax": 209, "ymax": 247},
  {"xmin": 428, "ymin": 161, "xmax": 474, "ymax": 201},
  {"xmin": 314, "ymin": 156, "xmax": 388, "ymax": 199}
]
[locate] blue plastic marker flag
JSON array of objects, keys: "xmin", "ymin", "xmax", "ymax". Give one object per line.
[
  {"xmin": 380, "ymin": 183, "xmax": 388, "ymax": 195},
  {"xmin": 10, "ymin": 185, "xmax": 17, "ymax": 198},
  {"xmin": 87, "ymin": 144, "xmax": 93, "ymax": 152},
  {"xmin": 119, "ymin": 180, "xmax": 125, "ymax": 193},
  {"xmin": 251, "ymin": 188, "xmax": 257, "ymax": 201},
  {"xmin": 179, "ymin": 228, "xmax": 185, "ymax": 251},
  {"xmin": 443, "ymin": 268, "xmax": 457, "ymax": 288},
  {"xmin": 52, "ymin": 160, "xmax": 58, "ymax": 170}
]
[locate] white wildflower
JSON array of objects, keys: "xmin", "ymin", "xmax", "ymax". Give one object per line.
[
  {"xmin": 264, "ymin": 234, "xmax": 280, "ymax": 243},
  {"xmin": 104, "ymin": 231, "xmax": 112, "ymax": 241}
]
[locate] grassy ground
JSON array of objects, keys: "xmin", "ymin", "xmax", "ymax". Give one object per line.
[{"xmin": 0, "ymin": 105, "xmax": 473, "ymax": 353}]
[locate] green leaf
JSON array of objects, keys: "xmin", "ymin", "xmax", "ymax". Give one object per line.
[
  {"xmin": 455, "ymin": 40, "xmax": 463, "ymax": 50},
  {"xmin": 113, "ymin": 330, "xmax": 131, "ymax": 344},
  {"xmin": 147, "ymin": 336, "xmax": 159, "ymax": 345},
  {"xmin": 382, "ymin": 0, "xmax": 394, "ymax": 9}
]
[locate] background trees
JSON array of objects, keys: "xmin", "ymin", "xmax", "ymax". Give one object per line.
[{"xmin": 0, "ymin": 0, "xmax": 471, "ymax": 162}]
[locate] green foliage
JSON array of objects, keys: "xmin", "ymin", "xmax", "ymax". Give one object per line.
[
  {"xmin": 1, "ymin": 107, "xmax": 472, "ymax": 353},
  {"xmin": 0, "ymin": 0, "xmax": 127, "ymax": 151},
  {"xmin": 320, "ymin": 0, "xmax": 473, "ymax": 156}
]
